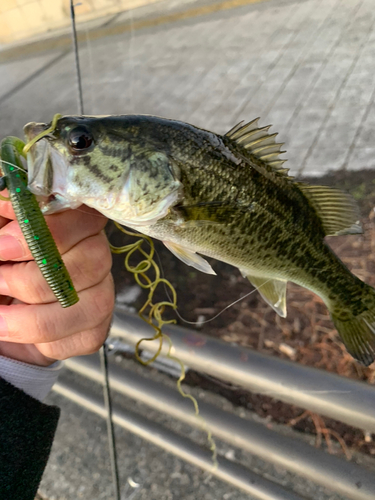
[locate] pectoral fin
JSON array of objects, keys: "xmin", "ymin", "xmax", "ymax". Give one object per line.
[
  {"xmin": 242, "ymin": 271, "xmax": 287, "ymax": 317},
  {"xmin": 164, "ymin": 241, "xmax": 216, "ymax": 275}
]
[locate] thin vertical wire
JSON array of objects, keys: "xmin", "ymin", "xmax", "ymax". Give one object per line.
[
  {"xmin": 69, "ymin": 3, "xmax": 120, "ymax": 498},
  {"xmin": 70, "ymin": 0, "xmax": 85, "ymax": 115},
  {"xmin": 100, "ymin": 345, "xmax": 121, "ymax": 500}
]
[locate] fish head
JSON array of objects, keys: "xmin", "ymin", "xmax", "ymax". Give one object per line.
[{"xmin": 24, "ymin": 115, "xmax": 183, "ymax": 225}]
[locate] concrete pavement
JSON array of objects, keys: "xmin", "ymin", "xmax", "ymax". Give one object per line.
[
  {"xmin": 38, "ymin": 358, "xmax": 355, "ymax": 500},
  {"xmin": 1, "ymin": 0, "xmax": 375, "ymax": 177}
]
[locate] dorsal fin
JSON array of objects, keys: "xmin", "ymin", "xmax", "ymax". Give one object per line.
[
  {"xmin": 225, "ymin": 118, "xmax": 288, "ymax": 177},
  {"xmin": 298, "ymin": 183, "xmax": 363, "ymax": 236}
]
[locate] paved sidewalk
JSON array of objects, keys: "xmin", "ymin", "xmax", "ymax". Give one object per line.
[
  {"xmin": 38, "ymin": 360, "xmax": 353, "ymax": 500},
  {"xmin": 1, "ymin": 0, "xmax": 375, "ymax": 177}
]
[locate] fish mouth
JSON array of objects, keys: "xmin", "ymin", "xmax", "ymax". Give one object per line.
[
  {"xmin": 24, "ymin": 121, "xmax": 52, "ymax": 197},
  {"xmin": 24, "ymin": 121, "xmax": 81, "ymax": 213},
  {"xmin": 24, "ymin": 121, "xmax": 49, "ymax": 142}
]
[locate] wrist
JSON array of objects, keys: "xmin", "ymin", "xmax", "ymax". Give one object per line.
[
  {"xmin": 0, "ymin": 354, "xmax": 63, "ymax": 401},
  {"xmin": 0, "ymin": 342, "xmax": 56, "ymax": 367}
]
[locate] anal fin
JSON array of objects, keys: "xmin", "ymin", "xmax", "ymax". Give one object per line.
[
  {"xmin": 242, "ymin": 272, "xmax": 287, "ymax": 317},
  {"xmin": 164, "ymin": 241, "xmax": 216, "ymax": 275}
]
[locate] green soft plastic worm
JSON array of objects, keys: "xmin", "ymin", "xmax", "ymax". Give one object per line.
[{"xmin": 0, "ymin": 136, "xmax": 79, "ymax": 308}]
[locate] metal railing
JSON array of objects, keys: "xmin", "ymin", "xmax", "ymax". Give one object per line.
[{"xmin": 56, "ymin": 308, "xmax": 375, "ymax": 500}]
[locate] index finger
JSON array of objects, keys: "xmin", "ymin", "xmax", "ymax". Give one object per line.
[{"xmin": 0, "ymin": 206, "xmax": 108, "ymax": 262}]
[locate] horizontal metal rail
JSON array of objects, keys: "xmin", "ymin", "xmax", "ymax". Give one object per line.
[
  {"xmin": 54, "ymin": 378, "xmax": 308, "ymax": 500},
  {"xmin": 110, "ymin": 309, "xmax": 375, "ymax": 432},
  {"xmin": 65, "ymin": 354, "xmax": 375, "ymax": 500}
]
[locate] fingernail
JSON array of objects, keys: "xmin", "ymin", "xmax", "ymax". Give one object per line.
[
  {"xmin": 0, "ymin": 316, "xmax": 8, "ymax": 336},
  {"xmin": 0, "ymin": 272, "xmax": 10, "ymax": 296},
  {"xmin": 0, "ymin": 235, "xmax": 24, "ymax": 260}
]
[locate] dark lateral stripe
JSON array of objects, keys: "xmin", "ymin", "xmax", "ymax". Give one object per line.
[
  {"xmin": 100, "ymin": 144, "xmax": 131, "ymax": 162},
  {"xmin": 89, "ymin": 162, "xmax": 113, "ymax": 184}
]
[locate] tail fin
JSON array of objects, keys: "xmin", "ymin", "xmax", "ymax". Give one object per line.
[{"xmin": 331, "ymin": 293, "xmax": 375, "ymax": 366}]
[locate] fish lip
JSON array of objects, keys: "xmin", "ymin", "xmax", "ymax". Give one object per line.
[
  {"xmin": 25, "ymin": 136, "xmax": 80, "ymax": 214},
  {"xmin": 24, "ymin": 121, "xmax": 54, "ymax": 197},
  {"xmin": 23, "ymin": 121, "xmax": 50, "ymax": 143},
  {"xmin": 26, "ymin": 138, "xmax": 52, "ymax": 197}
]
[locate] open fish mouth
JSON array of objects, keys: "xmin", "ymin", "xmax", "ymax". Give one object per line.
[{"xmin": 24, "ymin": 121, "xmax": 81, "ymax": 213}]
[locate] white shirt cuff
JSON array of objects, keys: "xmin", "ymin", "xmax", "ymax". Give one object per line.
[{"xmin": 0, "ymin": 355, "xmax": 63, "ymax": 402}]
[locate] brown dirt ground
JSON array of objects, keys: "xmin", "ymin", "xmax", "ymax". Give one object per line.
[{"xmin": 108, "ymin": 168, "xmax": 375, "ymax": 459}]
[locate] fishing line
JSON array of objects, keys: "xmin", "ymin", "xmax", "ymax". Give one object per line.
[
  {"xmin": 100, "ymin": 343, "xmax": 121, "ymax": 500},
  {"xmin": 72, "ymin": 206, "xmax": 108, "ymax": 218},
  {"xmin": 0, "ymin": 158, "xmax": 27, "ymax": 173},
  {"xmin": 174, "ymin": 286, "xmax": 267, "ymax": 326},
  {"xmin": 68, "ymin": 3, "xmax": 120, "ymax": 499},
  {"xmin": 0, "ymin": 157, "xmax": 23, "ymax": 200},
  {"xmin": 70, "ymin": 0, "xmax": 84, "ymax": 115},
  {"xmin": 83, "ymin": 24, "xmax": 96, "ymax": 114},
  {"xmin": 154, "ymin": 247, "xmax": 275, "ymax": 326},
  {"xmin": 128, "ymin": 7, "xmax": 135, "ymax": 113},
  {"xmin": 69, "ymin": 1, "xmax": 217, "ymax": 493},
  {"xmin": 143, "ymin": 224, "xmax": 285, "ymax": 327}
]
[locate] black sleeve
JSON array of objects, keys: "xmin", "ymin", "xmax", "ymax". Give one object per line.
[{"xmin": 0, "ymin": 376, "xmax": 60, "ymax": 500}]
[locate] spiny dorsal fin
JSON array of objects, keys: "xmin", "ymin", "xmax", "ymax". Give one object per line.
[
  {"xmin": 298, "ymin": 183, "xmax": 362, "ymax": 236},
  {"xmin": 225, "ymin": 118, "xmax": 288, "ymax": 177}
]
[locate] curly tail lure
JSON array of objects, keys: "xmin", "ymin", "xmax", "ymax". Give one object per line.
[
  {"xmin": 110, "ymin": 223, "xmax": 217, "ymax": 466},
  {"xmin": 0, "ymin": 136, "xmax": 79, "ymax": 308}
]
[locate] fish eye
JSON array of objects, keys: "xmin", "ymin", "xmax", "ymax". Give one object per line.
[{"xmin": 68, "ymin": 126, "xmax": 94, "ymax": 152}]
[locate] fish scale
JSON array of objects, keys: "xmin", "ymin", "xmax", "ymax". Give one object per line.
[{"xmin": 23, "ymin": 114, "xmax": 375, "ymax": 365}]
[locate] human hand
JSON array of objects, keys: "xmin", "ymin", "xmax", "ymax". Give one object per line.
[{"xmin": 0, "ymin": 198, "xmax": 114, "ymax": 367}]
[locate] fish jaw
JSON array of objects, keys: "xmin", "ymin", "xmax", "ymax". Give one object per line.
[
  {"xmin": 25, "ymin": 136, "xmax": 82, "ymax": 213},
  {"xmin": 24, "ymin": 121, "xmax": 51, "ymax": 199}
]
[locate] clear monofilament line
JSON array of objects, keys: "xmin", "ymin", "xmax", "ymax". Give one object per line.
[
  {"xmin": 70, "ymin": 0, "xmax": 84, "ymax": 115},
  {"xmin": 67, "ymin": 2, "xmax": 120, "ymax": 497}
]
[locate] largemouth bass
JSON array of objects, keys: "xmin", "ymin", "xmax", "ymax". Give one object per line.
[{"xmin": 23, "ymin": 114, "xmax": 375, "ymax": 365}]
